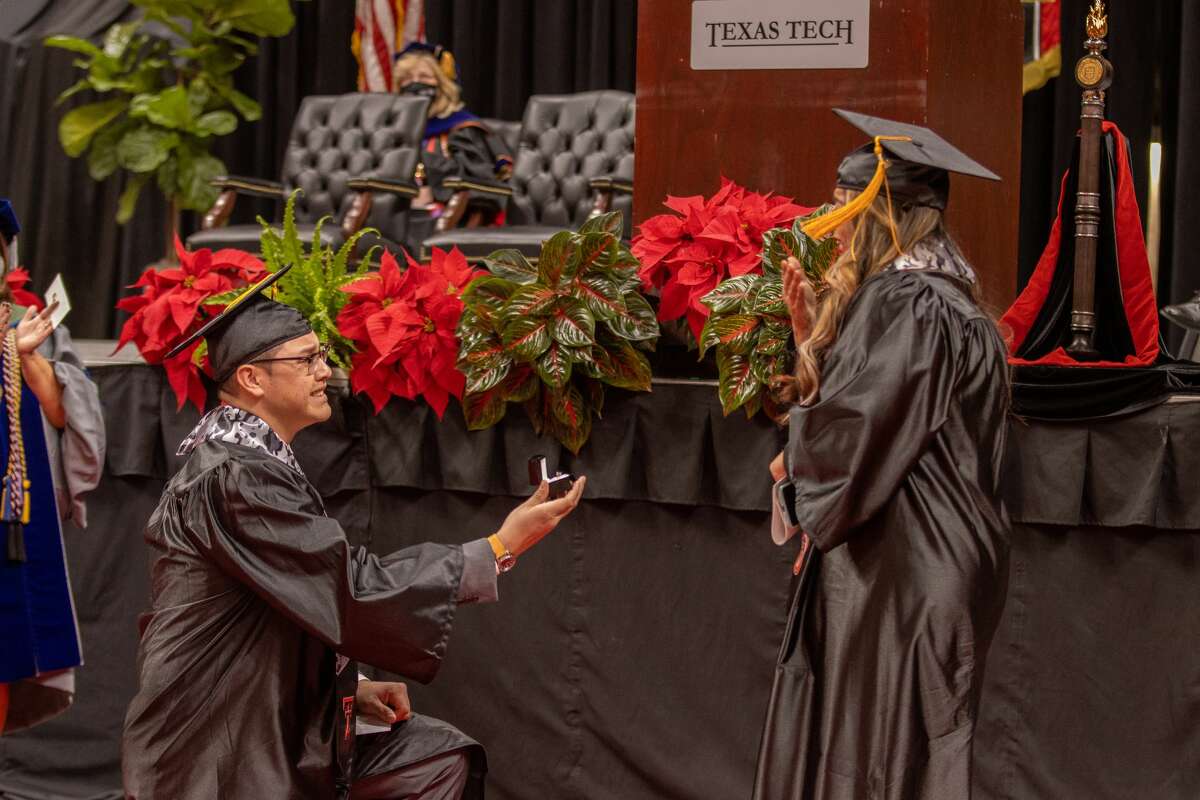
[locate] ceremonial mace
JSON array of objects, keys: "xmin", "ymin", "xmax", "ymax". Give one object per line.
[{"xmin": 1066, "ymin": 0, "xmax": 1114, "ymax": 359}]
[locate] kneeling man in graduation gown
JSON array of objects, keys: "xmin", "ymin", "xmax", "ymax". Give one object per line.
[{"xmin": 122, "ymin": 267, "xmax": 585, "ymax": 799}]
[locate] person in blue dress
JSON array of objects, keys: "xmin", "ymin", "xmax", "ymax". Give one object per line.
[{"xmin": 0, "ymin": 199, "xmax": 105, "ymax": 733}]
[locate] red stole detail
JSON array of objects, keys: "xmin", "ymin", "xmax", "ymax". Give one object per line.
[{"xmin": 1001, "ymin": 121, "xmax": 1159, "ymax": 367}]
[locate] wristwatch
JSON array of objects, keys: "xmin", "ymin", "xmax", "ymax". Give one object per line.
[{"xmin": 487, "ymin": 534, "xmax": 517, "ymax": 573}]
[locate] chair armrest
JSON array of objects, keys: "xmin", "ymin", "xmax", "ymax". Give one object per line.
[
  {"xmin": 589, "ymin": 175, "xmax": 634, "ymax": 195},
  {"xmin": 346, "ymin": 177, "xmax": 420, "ymax": 197},
  {"xmin": 443, "ymin": 176, "xmax": 513, "ymax": 197},
  {"xmin": 201, "ymin": 177, "xmax": 285, "ymax": 230},
  {"xmin": 434, "ymin": 178, "xmax": 511, "ymax": 233},
  {"xmin": 210, "ymin": 175, "xmax": 286, "ymax": 199}
]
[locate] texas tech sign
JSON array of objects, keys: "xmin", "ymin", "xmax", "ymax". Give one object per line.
[{"xmin": 691, "ymin": 0, "xmax": 870, "ymax": 70}]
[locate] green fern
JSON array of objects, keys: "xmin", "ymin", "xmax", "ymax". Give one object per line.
[{"xmin": 252, "ymin": 189, "xmax": 373, "ymax": 368}]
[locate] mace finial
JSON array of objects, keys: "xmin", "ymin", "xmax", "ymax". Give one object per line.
[{"xmin": 1086, "ymin": 0, "xmax": 1108, "ymax": 41}]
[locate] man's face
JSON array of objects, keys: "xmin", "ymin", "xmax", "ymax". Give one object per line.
[{"xmin": 253, "ymin": 333, "xmax": 332, "ymax": 433}]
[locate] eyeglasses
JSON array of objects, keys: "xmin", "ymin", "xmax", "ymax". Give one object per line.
[{"xmin": 251, "ymin": 344, "xmax": 330, "ymax": 376}]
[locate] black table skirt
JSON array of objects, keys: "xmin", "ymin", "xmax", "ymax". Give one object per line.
[
  {"xmin": 974, "ymin": 522, "xmax": 1200, "ymax": 799},
  {"xmin": 974, "ymin": 398, "xmax": 1200, "ymax": 800},
  {"xmin": 2, "ymin": 365, "xmax": 1199, "ymax": 799}
]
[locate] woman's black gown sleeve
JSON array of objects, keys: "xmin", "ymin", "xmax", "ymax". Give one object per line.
[{"xmin": 422, "ymin": 123, "xmax": 512, "ymax": 203}]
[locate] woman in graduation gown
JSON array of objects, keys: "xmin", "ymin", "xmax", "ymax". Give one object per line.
[
  {"xmin": 392, "ymin": 44, "xmax": 513, "ymax": 212},
  {"xmin": 754, "ymin": 113, "xmax": 1011, "ymax": 800}
]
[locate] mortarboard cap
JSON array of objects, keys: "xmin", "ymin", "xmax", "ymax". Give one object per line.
[
  {"xmin": 164, "ymin": 265, "xmax": 312, "ymax": 383},
  {"xmin": 832, "ymin": 109, "xmax": 1000, "ymax": 211},
  {"xmin": 801, "ymin": 109, "xmax": 1002, "ymax": 243}
]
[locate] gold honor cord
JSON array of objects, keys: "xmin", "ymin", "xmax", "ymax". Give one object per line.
[
  {"xmin": 3, "ymin": 328, "xmax": 29, "ymax": 563},
  {"xmin": 801, "ymin": 135, "xmax": 913, "ymax": 255}
]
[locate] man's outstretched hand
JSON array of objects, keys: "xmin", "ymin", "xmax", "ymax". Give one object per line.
[
  {"xmin": 356, "ymin": 680, "xmax": 412, "ymax": 725},
  {"xmin": 495, "ymin": 476, "xmax": 587, "ymax": 556}
]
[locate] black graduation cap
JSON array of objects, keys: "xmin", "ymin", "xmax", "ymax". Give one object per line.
[
  {"xmin": 164, "ymin": 265, "xmax": 311, "ymax": 383},
  {"xmin": 833, "ymin": 109, "xmax": 1000, "ymax": 211}
]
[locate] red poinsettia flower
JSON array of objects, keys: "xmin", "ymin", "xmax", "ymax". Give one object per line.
[
  {"xmin": 633, "ymin": 178, "xmax": 810, "ymax": 340},
  {"xmin": 4, "ymin": 268, "xmax": 45, "ymax": 311},
  {"xmin": 114, "ymin": 235, "xmax": 267, "ymax": 410},
  {"xmin": 339, "ymin": 246, "xmax": 478, "ymax": 417}
]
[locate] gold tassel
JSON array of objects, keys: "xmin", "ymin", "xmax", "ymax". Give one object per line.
[
  {"xmin": 20, "ymin": 479, "xmax": 29, "ymax": 525},
  {"xmin": 801, "ymin": 135, "xmax": 912, "ymax": 246},
  {"xmin": 439, "ymin": 50, "xmax": 457, "ymax": 83}
]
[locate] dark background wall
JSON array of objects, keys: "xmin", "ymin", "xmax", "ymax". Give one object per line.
[{"xmin": 0, "ymin": 0, "xmax": 1196, "ymax": 347}]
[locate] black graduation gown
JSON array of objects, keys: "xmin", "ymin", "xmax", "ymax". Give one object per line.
[
  {"xmin": 122, "ymin": 440, "xmax": 474, "ymax": 799},
  {"xmin": 422, "ymin": 123, "xmax": 512, "ymax": 204},
  {"xmin": 754, "ymin": 269, "xmax": 1011, "ymax": 799}
]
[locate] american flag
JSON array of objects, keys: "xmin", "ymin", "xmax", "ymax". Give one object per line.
[{"xmin": 353, "ymin": 0, "xmax": 425, "ymax": 92}]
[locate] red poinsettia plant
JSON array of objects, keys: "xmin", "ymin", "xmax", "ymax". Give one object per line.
[
  {"xmin": 5, "ymin": 269, "xmax": 45, "ymax": 310},
  {"xmin": 338, "ymin": 246, "xmax": 479, "ymax": 417},
  {"xmin": 114, "ymin": 236, "xmax": 266, "ymax": 410},
  {"xmin": 633, "ymin": 177, "xmax": 811, "ymax": 341}
]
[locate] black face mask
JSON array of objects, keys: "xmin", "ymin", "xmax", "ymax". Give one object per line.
[{"xmin": 401, "ymin": 82, "xmax": 438, "ymax": 100}]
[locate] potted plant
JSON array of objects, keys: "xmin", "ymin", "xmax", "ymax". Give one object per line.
[
  {"xmin": 115, "ymin": 192, "xmax": 369, "ymax": 410},
  {"xmin": 632, "ymin": 178, "xmax": 811, "ymax": 344},
  {"xmin": 336, "ymin": 246, "xmax": 479, "ymax": 417},
  {"xmin": 114, "ymin": 236, "xmax": 267, "ymax": 410},
  {"xmin": 698, "ymin": 206, "xmax": 837, "ymax": 419},
  {"xmin": 456, "ymin": 211, "xmax": 660, "ymax": 453},
  {"xmin": 208, "ymin": 192, "xmax": 373, "ymax": 393},
  {"xmin": 46, "ymin": 0, "xmax": 296, "ymax": 262}
]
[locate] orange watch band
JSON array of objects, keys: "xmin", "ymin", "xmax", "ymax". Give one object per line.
[{"xmin": 487, "ymin": 534, "xmax": 506, "ymax": 559}]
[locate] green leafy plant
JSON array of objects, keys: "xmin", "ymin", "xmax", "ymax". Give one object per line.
[
  {"xmin": 45, "ymin": 0, "xmax": 297, "ymax": 259},
  {"xmin": 207, "ymin": 191, "xmax": 373, "ymax": 369},
  {"xmin": 759, "ymin": 203, "xmax": 838, "ymax": 292},
  {"xmin": 698, "ymin": 205, "xmax": 838, "ymax": 418},
  {"xmin": 457, "ymin": 211, "xmax": 660, "ymax": 453}
]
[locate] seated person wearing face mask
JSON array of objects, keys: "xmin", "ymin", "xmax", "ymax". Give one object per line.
[{"xmin": 393, "ymin": 43, "xmax": 513, "ymax": 212}]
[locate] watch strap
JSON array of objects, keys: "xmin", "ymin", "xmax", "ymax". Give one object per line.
[{"xmin": 487, "ymin": 534, "xmax": 517, "ymax": 572}]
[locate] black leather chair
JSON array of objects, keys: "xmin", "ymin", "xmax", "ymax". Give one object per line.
[
  {"xmin": 188, "ymin": 93, "xmax": 429, "ymax": 255},
  {"xmin": 416, "ymin": 90, "xmax": 634, "ymax": 260}
]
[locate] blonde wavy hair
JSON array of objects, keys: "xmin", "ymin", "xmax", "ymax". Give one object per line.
[
  {"xmin": 393, "ymin": 52, "xmax": 464, "ymax": 119},
  {"xmin": 774, "ymin": 194, "xmax": 952, "ymax": 408}
]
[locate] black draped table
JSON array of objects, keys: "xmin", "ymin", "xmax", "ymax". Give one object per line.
[
  {"xmin": 1, "ymin": 351, "xmax": 1198, "ymax": 799},
  {"xmin": 974, "ymin": 397, "xmax": 1200, "ymax": 800}
]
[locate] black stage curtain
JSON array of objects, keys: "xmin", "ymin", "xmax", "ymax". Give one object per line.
[
  {"xmin": 1162, "ymin": 1, "xmax": 1200, "ymax": 353},
  {"xmin": 1017, "ymin": 0, "xmax": 1199, "ymax": 355},
  {"xmin": 423, "ymin": 0, "xmax": 637, "ymax": 123}
]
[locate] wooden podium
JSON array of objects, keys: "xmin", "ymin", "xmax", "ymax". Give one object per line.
[{"xmin": 635, "ymin": 0, "xmax": 1025, "ymax": 308}]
